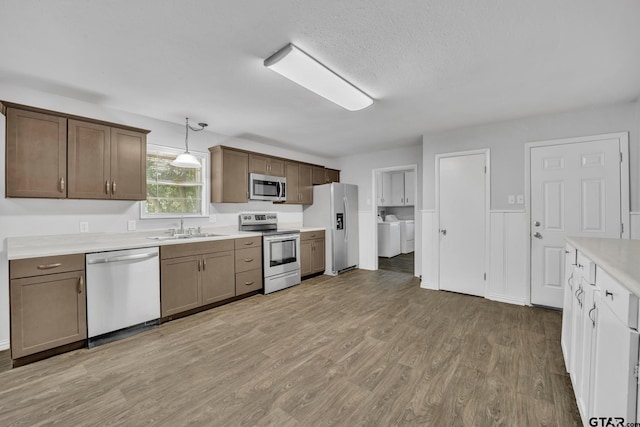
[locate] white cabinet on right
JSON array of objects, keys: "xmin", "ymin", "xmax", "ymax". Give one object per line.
[
  {"xmin": 377, "ymin": 170, "xmax": 415, "ymax": 207},
  {"xmin": 590, "ymin": 266, "xmax": 639, "ymax": 423},
  {"xmin": 562, "ymin": 240, "xmax": 640, "ymax": 427}
]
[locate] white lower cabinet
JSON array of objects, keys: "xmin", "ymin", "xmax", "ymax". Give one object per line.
[{"xmin": 563, "ymin": 249, "xmax": 640, "ymax": 426}]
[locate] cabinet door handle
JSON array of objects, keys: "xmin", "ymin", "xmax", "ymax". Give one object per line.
[
  {"xmin": 105, "ymin": 180, "xmax": 110, "ymax": 195},
  {"xmin": 197, "ymin": 260, "xmax": 201, "ymax": 271},
  {"xmin": 244, "ymin": 241, "xmax": 254, "ymax": 246},
  {"xmin": 59, "ymin": 177, "xmax": 65, "ymax": 193},
  {"xmin": 588, "ymin": 305, "xmax": 596, "ymax": 328},
  {"xmin": 244, "ymin": 281, "xmax": 254, "ymax": 286},
  {"xmin": 605, "ymin": 290, "xmax": 613, "ymax": 299},
  {"xmin": 77, "ymin": 275, "xmax": 84, "ymax": 294},
  {"xmin": 203, "ymin": 259, "xmax": 206, "ymax": 270},
  {"xmin": 37, "ymin": 262, "xmax": 62, "ymax": 270},
  {"xmin": 244, "ymin": 258, "xmax": 254, "ymax": 263},
  {"xmin": 112, "ymin": 181, "xmax": 116, "ymax": 195}
]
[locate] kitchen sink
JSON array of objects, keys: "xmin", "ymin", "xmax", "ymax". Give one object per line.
[{"xmin": 147, "ymin": 233, "xmax": 223, "ymax": 241}]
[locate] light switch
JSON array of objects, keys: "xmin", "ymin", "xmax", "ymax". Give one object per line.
[
  {"xmin": 516, "ymin": 195, "xmax": 524, "ymax": 204},
  {"xmin": 508, "ymin": 195, "xmax": 515, "ymax": 205},
  {"xmin": 79, "ymin": 222, "xmax": 89, "ymax": 233},
  {"xmin": 127, "ymin": 220, "xmax": 136, "ymax": 231}
]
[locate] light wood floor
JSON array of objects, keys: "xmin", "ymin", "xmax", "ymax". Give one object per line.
[
  {"xmin": 0, "ymin": 269, "xmax": 580, "ymax": 426},
  {"xmin": 378, "ymin": 252, "xmax": 415, "ymax": 275}
]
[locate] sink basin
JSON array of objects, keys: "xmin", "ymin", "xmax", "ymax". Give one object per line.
[{"xmin": 147, "ymin": 233, "xmax": 222, "ymax": 241}]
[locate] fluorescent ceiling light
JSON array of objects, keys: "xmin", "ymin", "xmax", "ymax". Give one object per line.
[{"xmin": 264, "ymin": 43, "xmax": 373, "ymax": 111}]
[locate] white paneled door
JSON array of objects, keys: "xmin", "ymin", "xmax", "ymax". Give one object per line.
[
  {"xmin": 438, "ymin": 152, "xmax": 487, "ymax": 297},
  {"xmin": 530, "ymin": 139, "xmax": 622, "ymax": 308}
]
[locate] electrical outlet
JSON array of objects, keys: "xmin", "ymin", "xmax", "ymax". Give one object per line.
[
  {"xmin": 79, "ymin": 222, "xmax": 89, "ymax": 233},
  {"xmin": 507, "ymin": 195, "xmax": 515, "ymax": 205},
  {"xmin": 209, "ymin": 215, "xmax": 217, "ymax": 223},
  {"xmin": 127, "ymin": 220, "xmax": 136, "ymax": 231},
  {"xmin": 516, "ymin": 195, "xmax": 524, "ymax": 204}
]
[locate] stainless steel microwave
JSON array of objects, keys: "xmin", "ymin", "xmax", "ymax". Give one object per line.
[{"xmin": 249, "ymin": 173, "xmax": 286, "ymax": 202}]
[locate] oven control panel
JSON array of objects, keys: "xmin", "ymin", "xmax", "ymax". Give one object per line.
[{"xmin": 239, "ymin": 212, "xmax": 278, "ymax": 226}]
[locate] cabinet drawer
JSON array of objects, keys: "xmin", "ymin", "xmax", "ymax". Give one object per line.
[
  {"xmin": 235, "ymin": 236, "xmax": 261, "ymax": 249},
  {"xmin": 10, "ymin": 254, "xmax": 85, "ymax": 279},
  {"xmin": 596, "ymin": 266, "xmax": 638, "ymax": 329},
  {"xmin": 301, "ymin": 230, "xmax": 325, "ymax": 241},
  {"xmin": 236, "ymin": 269, "xmax": 263, "ymax": 295},
  {"xmin": 576, "ymin": 251, "xmax": 596, "ymax": 284},
  {"xmin": 235, "ymin": 247, "xmax": 262, "ymax": 273},
  {"xmin": 161, "ymin": 239, "xmax": 234, "ymax": 259}
]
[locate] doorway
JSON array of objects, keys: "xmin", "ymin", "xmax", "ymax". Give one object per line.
[
  {"xmin": 436, "ymin": 150, "xmax": 490, "ymax": 297},
  {"xmin": 372, "ymin": 165, "xmax": 418, "ymax": 275},
  {"xmin": 526, "ymin": 133, "xmax": 630, "ymax": 308}
]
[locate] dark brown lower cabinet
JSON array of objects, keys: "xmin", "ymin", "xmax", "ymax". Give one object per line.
[
  {"xmin": 10, "ymin": 260, "xmax": 86, "ymax": 359},
  {"xmin": 160, "ymin": 238, "xmax": 260, "ymax": 318},
  {"xmin": 301, "ymin": 230, "xmax": 325, "ymax": 277}
]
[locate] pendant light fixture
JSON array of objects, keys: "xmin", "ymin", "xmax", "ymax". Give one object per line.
[
  {"xmin": 171, "ymin": 117, "xmax": 208, "ymax": 169},
  {"xmin": 264, "ymin": 43, "xmax": 373, "ymax": 111}
]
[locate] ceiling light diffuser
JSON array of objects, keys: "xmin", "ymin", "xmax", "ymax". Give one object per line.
[{"xmin": 264, "ymin": 43, "xmax": 373, "ymax": 111}]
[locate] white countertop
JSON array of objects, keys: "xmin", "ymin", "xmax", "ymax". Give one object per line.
[
  {"xmin": 567, "ymin": 237, "xmax": 640, "ymax": 298},
  {"xmin": 7, "ymin": 225, "xmax": 325, "ymax": 260}
]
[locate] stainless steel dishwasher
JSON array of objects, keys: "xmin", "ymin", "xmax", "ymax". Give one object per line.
[{"xmin": 85, "ymin": 246, "xmax": 160, "ymax": 347}]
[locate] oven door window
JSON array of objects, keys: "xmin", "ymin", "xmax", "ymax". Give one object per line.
[{"xmin": 269, "ymin": 238, "xmax": 297, "ymax": 267}]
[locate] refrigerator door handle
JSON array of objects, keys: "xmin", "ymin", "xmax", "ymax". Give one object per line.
[{"xmin": 343, "ymin": 197, "xmax": 349, "ymax": 242}]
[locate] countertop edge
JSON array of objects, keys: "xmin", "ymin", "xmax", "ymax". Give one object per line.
[{"xmin": 566, "ymin": 237, "xmax": 640, "ymax": 298}]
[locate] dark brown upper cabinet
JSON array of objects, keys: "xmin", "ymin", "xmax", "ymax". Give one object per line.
[
  {"xmin": 210, "ymin": 146, "xmax": 249, "ymax": 203},
  {"xmin": 5, "ymin": 108, "xmax": 67, "ymax": 198},
  {"xmin": 248, "ymin": 153, "xmax": 285, "ymax": 177},
  {"xmin": 3, "ymin": 101, "xmax": 149, "ymax": 201}
]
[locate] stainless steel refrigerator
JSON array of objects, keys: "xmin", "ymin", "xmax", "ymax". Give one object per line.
[{"xmin": 303, "ymin": 183, "xmax": 359, "ymax": 275}]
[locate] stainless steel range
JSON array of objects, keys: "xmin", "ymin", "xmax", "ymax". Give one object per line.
[{"xmin": 239, "ymin": 213, "xmax": 301, "ymax": 294}]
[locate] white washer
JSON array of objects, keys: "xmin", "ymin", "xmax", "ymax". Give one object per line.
[
  {"xmin": 399, "ymin": 220, "xmax": 415, "ymax": 254},
  {"xmin": 378, "ymin": 222, "xmax": 401, "ymax": 258}
]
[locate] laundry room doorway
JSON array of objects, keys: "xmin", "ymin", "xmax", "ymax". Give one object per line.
[{"xmin": 372, "ymin": 164, "xmax": 418, "ymax": 275}]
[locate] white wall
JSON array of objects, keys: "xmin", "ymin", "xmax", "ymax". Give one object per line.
[
  {"xmin": 0, "ymin": 83, "xmax": 336, "ymax": 350},
  {"xmin": 337, "ymin": 145, "xmax": 423, "ymax": 274},
  {"xmin": 421, "ymin": 100, "xmax": 640, "ymax": 303},
  {"xmin": 422, "ymin": 101, "xmax": 639, "ymax": 210}
]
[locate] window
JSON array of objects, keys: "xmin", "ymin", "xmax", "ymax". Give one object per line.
[{"xmin": 141, "ymin": 145, "xmax": 208, "ymax": 218}]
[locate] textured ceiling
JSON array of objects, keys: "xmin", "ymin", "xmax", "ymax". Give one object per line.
[{"xmin": 1, "ymin": 0, "xmax": 639, "ymax": 157}]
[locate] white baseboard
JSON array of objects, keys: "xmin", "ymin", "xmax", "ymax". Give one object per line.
[
  {"xmin": 0, "ymin": 339, "xmax": 9, "ymax": 351},
  {"xmin": 420, "ymin": 280, "xmax": 438, "ymax": 290},
  {"xmin": 485, "ymin": 293, "xmax": 526, "ymax": 306}
]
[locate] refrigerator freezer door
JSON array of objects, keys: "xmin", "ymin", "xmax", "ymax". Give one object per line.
[{"xmin": 331, "ymin": 183, "xmax": 347, "ymax": 273}]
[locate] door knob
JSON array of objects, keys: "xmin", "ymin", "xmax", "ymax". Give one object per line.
[
  {"xmin": 533, "ymin": 221, "xmax": 541, "ymax": 227},
  {"xmin": 533, "ymin": 232, "xmax": 542, "ymax": 239},
  {"xmin": 440, "ymin": 229, "xmax": 447, "ymax": 236}
]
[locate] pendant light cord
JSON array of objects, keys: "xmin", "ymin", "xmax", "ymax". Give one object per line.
[{"xmin": 184, "ymin": 117, "xmax": 208, "ymax": 154}]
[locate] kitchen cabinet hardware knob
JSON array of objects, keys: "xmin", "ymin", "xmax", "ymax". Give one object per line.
[
  {"xmin": 105, "ymin": 180, "xmax": 110, "ymax": 194},
  {"xmin": 605, "ymin": 290, "xmax": 613, "ymax": 299},
  {"xmin": 244, "ymin": 281, "xmax": 254, "ymax": 286},
  {"xmin": 244, "ymin": 258, "xmax": 254, "ymax": 262},
  {"xmin": 77, "ymin": 275, "xmax": 84, "ymax": 294},
  {"xmin": 439, "ymin": 229, "xmax": 447, "ymax": 236},
  {"xmin": 59, "ymin": 177, "xmax": 65, "ymax": 192},
  {"xmin": 37, "ymin": 262, "xmax": 62, "ymax": 270},
  {"xmin": 112, "ymin": 181, "xmax": 116, "ymax": 194}
]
